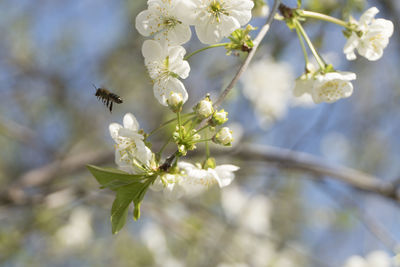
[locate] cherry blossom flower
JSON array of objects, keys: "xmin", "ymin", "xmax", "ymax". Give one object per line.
[
  {"xmin": 294, "ymin": 71, "xmax": 356, "ymax": 104},
  {"xmin": 179, "ymin": 0, "xmax": 254, "ymax": 44},
  {"xmin": 344, "ymin": 7, "xmax": 394, "ymax": 61},
  {"xmin": 241, "ymin": 58, "xmax": 294, "ymax": 127},
  {"xmin": 135, "ymin": 0, "xmax": 192, "ymax": 45},
  {"xmin": 109, "ymin": 113, "xmax": 154, "ymax": 174},
  {"xmin": 152, "ymin": 161, "xmax": 239, "ymax": 199},
  {"xmin": 142, "ymin": 40, "xmax": 190, "ymax": 106}
]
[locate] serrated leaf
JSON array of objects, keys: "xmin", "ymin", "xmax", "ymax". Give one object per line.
[{"xmin": 87, "ymin": 164, "xmax": 145, "ymax": 190}]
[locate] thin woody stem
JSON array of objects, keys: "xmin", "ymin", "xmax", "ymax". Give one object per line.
[{"xmin": 159, "ymin": 0, "xmax": 281, "ymax": 171}]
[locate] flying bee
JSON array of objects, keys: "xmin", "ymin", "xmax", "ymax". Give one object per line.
[{"xmin": 93, "ymin": 84, "xmax": 123, "ymax": 113}]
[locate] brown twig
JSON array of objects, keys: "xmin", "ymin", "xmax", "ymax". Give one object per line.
[{"xmin": 232, "ymin": 144, "xmax": 400, "ymax": 202}]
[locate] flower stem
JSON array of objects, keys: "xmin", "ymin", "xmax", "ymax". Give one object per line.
[
  {"xmin": 177, "ymin": 111, "xmax": 183, "ymax": 138},
  {"xmin": 300, "ymin": 10, "xmax": 349, "ymax": 29},
  {"xmin": 190, "ymin": 138, "xmax": 212, "ymax": 144},
  {"xmin": 147, "ymin": 113, "xmax": 194, "ymax": 138},
  {"xmin": 295, "ymin": 24, "xmax": 309, "ymax": 66},
  {"xmin": 205, "ymin": 139, "xmax": 210, "ymax": 158},
  {"xmin": 184, "ymin": 43, "xmax": 229, "ymax": 60},
  {"xmin": 295, "ymin": 20, "xmax": 326, "ymax": 69}
]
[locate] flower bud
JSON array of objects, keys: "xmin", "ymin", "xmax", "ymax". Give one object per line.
[
  {"xmin": 213, "ymin": 127, "xmax": 233, "ymax": 146},
  {"xmin": 167, "ymin": 92, "xmax": 183, "ymax": 112},
  {"xmin": 178, "ymin": 145, "xmax": 187, "ymax": 156},
  {"xmin": 195, "ymin": 96, "xmax": 214, "ymax": 118},
  {"xmin": 212, "ymin": 109, "xmax": 228, "ymax": 125}
]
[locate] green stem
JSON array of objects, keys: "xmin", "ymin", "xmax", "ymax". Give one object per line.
[
  {"xmin": 184, "ymin": 43, "xmax": 229, "ymax": 60},
  {"xmin": 205, "ymin": 134, "xmax": 210, "ymax": 159},
  {"xmin": 147, "ymin": 113, "xmax": 194, "ymax": 138},
  {"xmin": 192, "ymin": 124, "xmax": 209, "ymax": 136},
  {"xmin": 177, "ymin": 112, "xmax": 183, "ymax": 138},
  {"xmin": 295, "ymin": 20, "xmax": 326, "ymax": 69},
  {"xmin": 295, "ymin": 24, "xmax": 309, "ymax": 66},
  {"xmin": 189, "ymin": 138, "xmax": 212, "ymax": 144},
  {"xmin": 300, "ymin": 10, "xmax": 350, "ymax": 29}
]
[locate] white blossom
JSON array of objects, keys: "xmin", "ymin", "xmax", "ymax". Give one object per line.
[
  {"xmin": 109, "ymin": 113, "xmax": 154, "ymax": 174},
  {"xmin": 56, "ymin": 207, "xmax": 93, "ymax": 248},
  {"xmin": 214, "ymin": 127, "xmax": 233, "ymax": 146},
  {"xmin": 294, "ymin": 71, "xmax": 356, "ymax": 104},
  {"xmin": 241, "ymin": 58, "xmax": 294, "ymax": 128},
  {"xmin": 344, "ymin": 7, "xmax": 394, "ymax": 61},
  {"xmin": 343, "ymin": 250, "xmax": 395, "ymax": 267},
  {"xmin": 142, "ymin": 39, "xmax": 190, "ymax": 106},
  {"xmin": 135, "ymin": 0, "xmax": 192, "ymax": 45},
  {"xmin": 153, "ymin": 161, "xmax": 239, "ymax": 199},
  {"xmin": 178, "ymin": 0, "xmax": 254, "ymax": 44}
]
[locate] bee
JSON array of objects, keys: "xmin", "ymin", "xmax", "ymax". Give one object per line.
[{"xmin": 93, "ymin": 84, "xmax": 123, "ymax": 113}]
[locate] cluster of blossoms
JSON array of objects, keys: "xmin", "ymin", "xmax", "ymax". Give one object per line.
[
  {"xmin": 289, "ymin": 6, "xmax": 393, "ymax": 104},
  {"xmin": 88, "ymin": 0, "xmax": 394, "ymax": 233},
  {"xmin": 109, "ymin": 112, "xmax": 237, "ymax": 199},
  {"xmin": 136, "ymin": 0, "xmax": 254, "ymax": 106}
]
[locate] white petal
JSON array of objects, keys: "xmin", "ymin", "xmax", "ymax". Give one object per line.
[
  {"xmin": 142, "ymin": 39, "xmax": 165, "ymax": 61},
  {"xmin": 343, "ymin": 34, "xmax": 359, "ymax": 60},
  {"xmin": 359, "ymin": 7, "xmax": 379, "ymax": 26},
  {"xmin": 227, "ymin": 0, "xmax": 254, "ymax": 25},
  {"xmin": 154, "ymin": 23, "xmax": 192, "ymax": 45},
  {"xmin": 154, "ymin": 78, "xmax": 188, "ymax": 106},
  {"xmin": 123, "ymin": 113, "xmax": 140, "ymax": 131},
  {"xmin": 219, "ymin": 14, "xmax": 241, "ymax": 37},
  {"xmin": 174, "ymin": 0, "xmax": 198, "ymax": 25},
  {"xmin": 371, "ymin": 19, "xmax": 394, "ymax": 37},
  {"xmin": 135, "ymin": 10, "xmax": 158, "ymax": 37},
  {"xmin": 109, "ymin": 123, "xmax": 122, "ymax": 141}
]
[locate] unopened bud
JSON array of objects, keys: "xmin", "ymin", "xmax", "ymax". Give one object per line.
[
  {"xmin": 195, "ymin": 96, "xmax": 214, "ymax": 118},
  {"xmin": 167, "ymin": 92, "xmax": 183, "ymax": 112},
  {"xmin": 212, "ymin": 109, "xmax": 228, "ymax": 125},
  {"xmin": 213, "ymin": 127, "xmax": 233, "ymax": 146}
]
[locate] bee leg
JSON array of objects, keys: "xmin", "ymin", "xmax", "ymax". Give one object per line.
[{"xmin": 109, "ymin": 101, "xmax": 113, "ymax": 113}]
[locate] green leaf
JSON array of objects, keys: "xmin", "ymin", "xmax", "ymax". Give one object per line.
[
  {"xmin": 297, "ymin": 0, "xmax": 302, "ymax": 8},
  {"xmin": 87, "ymin": 164, "xmax": 145, "ymax": 190},
  {"xmin": 111, "ymin": 183, "xmax": 144, "ymax": 234}
]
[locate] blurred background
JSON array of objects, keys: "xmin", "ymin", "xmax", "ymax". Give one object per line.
[{"xmin": 1, "ymin": 0, "xmax": 400, "ymax": 266}]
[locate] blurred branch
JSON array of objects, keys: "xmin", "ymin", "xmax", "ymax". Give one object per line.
[
  {"xmin": 233, "ymin": 144, "xmax": 400, "ymax": 202},
  {"xmin": 0, "ymin": 116, "xmax": 36, "ymax": 146},
  {"xmin": 0, "ymin": 149, "xmax": 113, "ymax": 205}
]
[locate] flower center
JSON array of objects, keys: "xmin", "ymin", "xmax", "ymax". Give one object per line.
[
  {"xmin": 208, "ymin": 0, "xmax": 229, "ymax": 22},
  {"xmin": 319, "ymin": 80, "xmax": 346, "ymax": 101},
  {"xmin": 163, "ymin": 17, "xmax": 181, "ymax": 29}
]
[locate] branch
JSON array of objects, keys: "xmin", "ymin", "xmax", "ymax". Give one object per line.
[
  {"xmin": 233, "ymin": 144, "xmax": 399, "ymax": 201},
  {"xmin": 0, "ymin": 149, "xmax": 112, "ymax": 204},
  {"xmin": 160, "ymin": 0, "xmax": 281, "ymax": 169},
  {"xmin": 213, "ymin": 0, "xmax": 281, "ymax": 109}
]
